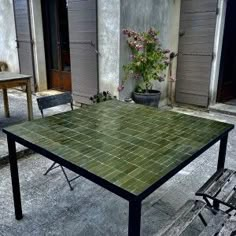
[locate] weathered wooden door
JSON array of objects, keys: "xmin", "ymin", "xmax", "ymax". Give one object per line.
[
  {"xmin": 41, "ymin": 0, "xmax": 72, "ymax": 91},
  {"xmin": 13, "ymin": 0, "xmax": 36, "ymax": 91},
  {"xmin": 176, "ymin": 0, "xmax": 218, "ymax": 107},
  {"xmin": 67, "ymin": 0, "xmax": 98, "ymax": 103}
]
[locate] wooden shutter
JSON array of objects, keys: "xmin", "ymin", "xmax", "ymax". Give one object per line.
[
  {"xmin": 68, "ymin": 0, "xmax": 98, "ymax": 103},
  {"xmin": 13, "ymin": 0, "xmax": 35, "ymax": 91},
  {"xmin": 175, "ymin": 0, "xmax": 218, "ymax": 107}
]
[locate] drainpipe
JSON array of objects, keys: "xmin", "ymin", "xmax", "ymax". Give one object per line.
[
  {"xmin": 27, "ymin": 0, "xmax": 37, "ymax": 92},
  {"xmin": 167, "ymin": 52, "xmax": 178, "ymax": 107},
  {"xmin": 12, "ymin": 0, "xmax": 21, "ymax": 73}
]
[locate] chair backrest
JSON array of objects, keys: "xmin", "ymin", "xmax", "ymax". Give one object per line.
[{"xmin": 37, "ymin": 92, "xmax": 73, "ymax": 118}]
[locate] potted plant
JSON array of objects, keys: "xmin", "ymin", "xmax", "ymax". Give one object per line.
[{"xmin": 119, "ymin": 28, "xmax": 170, "ymax": 107}]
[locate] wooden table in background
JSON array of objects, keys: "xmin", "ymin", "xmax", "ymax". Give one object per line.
[{"xmin": 0, "ymin": 72, "xmax": 33, "ymax": 121}]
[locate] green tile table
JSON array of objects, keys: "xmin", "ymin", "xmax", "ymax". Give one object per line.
[{"xmin": 3, "ymin": 100, "xmax": 234, "ymax": 235}]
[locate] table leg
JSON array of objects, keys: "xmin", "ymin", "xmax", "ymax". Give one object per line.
[
  {"xmin": 214, "ymin": 134, "xmax": 229, "ymax": 209},
  {"xmin": 217, "ymin": 134, "xmax": 228, "ymax": 171},
  {"xmin": 7, "ymin": 135, "xmax": 23, "ymax": 220},
  {"xmin": 128, "ymin": 200, "xmax": 141, "ymax": 236},
  {"xmin": 3, "ymin": 88, "xmax": 10, "ymax": 117},
  {"xmin": 26, "ymin": 79, "xmax": 33, "ymax": 121}
]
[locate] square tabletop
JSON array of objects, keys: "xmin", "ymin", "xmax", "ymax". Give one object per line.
[
  {"xmin": 0, "ymin": 72, "xmax": 31, "ymax": 82},
  {"xmin": 3, "ymin": 100, "xmax": 234, "ymax": 197}
]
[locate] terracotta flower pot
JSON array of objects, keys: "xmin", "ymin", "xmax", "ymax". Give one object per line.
[{"xmin": 132, "ymin": 90, "xmax": 161, "ymax": 108}]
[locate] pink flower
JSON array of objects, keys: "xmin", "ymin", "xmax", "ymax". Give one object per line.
[
  {"xmin": 128, "ymin": 41, "xmax": 135, "ymax": 47},
  {"xmin": 117, "ymin": 85, "xmax": 124, "ymax": 91},
  {"xmin": 129, "ymin": 54, "xmax": 135, "ymax": 59},
  {"xmin": 136, "ymin": 45, "xmax": 143, "ymax": 50}
]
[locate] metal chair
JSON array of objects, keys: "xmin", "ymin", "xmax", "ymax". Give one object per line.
[{"xmin": 36, "ymin": 92, "xmax": 80, "ymax": 190}]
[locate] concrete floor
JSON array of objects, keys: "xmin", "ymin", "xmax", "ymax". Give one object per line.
[{"xmin": 1, "ymin": 89, "xmax": 236, "ymax": 235}]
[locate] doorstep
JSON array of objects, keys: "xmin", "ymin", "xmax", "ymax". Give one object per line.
[{"xmin": 209, "ymin": 103, "xmax": 236, "ymax": 116}]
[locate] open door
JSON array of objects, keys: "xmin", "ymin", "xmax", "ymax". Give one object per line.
[
  {"xmin": 67, "ymin": 0, "xmax": 98, "ymax": 103},
  {"xmin": 41, "ymin": 0, "xmax": 72, "ymax": 91},
  {"xmin": 217, "ymin": 0, "xmax": 236, "ymax": 103},
  {"xmin": 175, "ymin": 0, "xmax": 218, "ymax": 107}
]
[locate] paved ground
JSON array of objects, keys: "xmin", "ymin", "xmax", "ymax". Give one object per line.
[{"xmin": 0, "ymin": 89, "xmax": 236, "ymax": 235}]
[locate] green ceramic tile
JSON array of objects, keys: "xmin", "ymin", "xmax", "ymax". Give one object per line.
[{"xmin": 4, "ymin": 100, "xmax": 234, "ymax": 196}]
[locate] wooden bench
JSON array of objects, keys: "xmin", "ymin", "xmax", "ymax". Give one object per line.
[
  {"xmin": 158, "ymin": 200, "xmax": 235, "ymax": 236},
  {"xmin": 217, "ymin": 215, "xmax": 236, "ymax": 235},
  {"xmin": 200, "ymin": 215, "xmax": 236, "ymax": 236},
  {"xmin": 196, "ymin": 169, "xmax": 236, "ymax": 213}
]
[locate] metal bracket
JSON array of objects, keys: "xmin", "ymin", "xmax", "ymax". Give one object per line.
[
  {"xmin": 90, "ymin": 41, "xmax": 101, "ymax": 55},
  {"xmin": 71, "ymin": 40, "xmax": 101, "ymax": 55},
  {"xmin": 15, "ymin": 40, "xmax": 19, "ymax": 48},
  {"xmin": 15, "ymin": 39, "xmax": 34, "ymax": 47},
  {"xmin": 212, "ymin": 52, "xmax": 216, "ymax": 61},
  {"xmin": 179, "ymin": 30, "xmax": 185, "ymax": 37}
]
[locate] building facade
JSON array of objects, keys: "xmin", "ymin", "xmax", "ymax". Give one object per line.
[
  {"xmin": 1, "ymin": 0, "xmax": 234, "ymax": 108},
  {"xmin": 0, "ymin": 0, "xmax": 180, "ymax": 106}
]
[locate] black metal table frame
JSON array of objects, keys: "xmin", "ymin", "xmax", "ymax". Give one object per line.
[{"xmin": 4, "ymin": 127, "xmax": 232, "ymax": 236}]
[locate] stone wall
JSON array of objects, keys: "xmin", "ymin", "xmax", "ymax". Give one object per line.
[
  {"xmin": 97, "ymin": 0, "xmax": 121, "ymax": 97},
  {"xmin": 119, "ymin": 0, "xmax": 181, "ymax": 106}
]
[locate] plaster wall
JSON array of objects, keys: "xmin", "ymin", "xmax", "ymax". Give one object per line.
[
  {"xmin": 1, "ymin": 0, "xmax": 181, "ymax": 101},
  {"xmin": 0, "ymin": 0, "xmax": 19, "ymax": 72},
  {"xmin": 119, "ymin": 0, "xmax": 181, "ymax": 106},
  {"xmin": 30, "ymin": 0, "xmax": 47, "ymax": 91},
  {"xmin": 97, "ymin": 0, "xmax": 121, "ymax": 97}
]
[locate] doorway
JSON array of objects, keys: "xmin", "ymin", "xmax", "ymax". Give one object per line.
[
  {"xmin": 217, "ymin": 0, "xmax": 236, "ymax": 104},
  {"xmin": 41, "ymin": 0, "xmax": 71, "ymax": 91}
]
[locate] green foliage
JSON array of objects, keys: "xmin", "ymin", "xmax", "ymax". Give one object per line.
[
  {"xmin": 121, "ymin": 28, "xmax": 170, "ymax": 92},
  {"xmin": 90, "ymin": 91, "xmax": 116, "ymax": 103}
]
